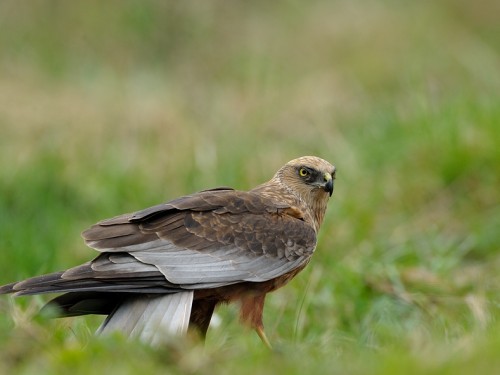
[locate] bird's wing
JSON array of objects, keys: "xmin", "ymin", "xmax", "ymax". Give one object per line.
[
  {"xmin": 77, "ymin": 188, "xmax": 317, "ymax": 289},
  {"xmin": 6, "ymin": 188, "xmax": 316, "ymax": 296}
]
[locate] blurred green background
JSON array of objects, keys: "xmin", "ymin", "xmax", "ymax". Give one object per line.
[{"xmin": 1, "ymin": 1, "xmax": 499, "ymax": 374}]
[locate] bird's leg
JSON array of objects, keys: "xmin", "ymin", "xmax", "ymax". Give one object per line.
[
  {"xmin": 189, "ymin": 299, "xmax": 217, "ymax": 339},
  {"xmin": 255, "ymin": 325, "xmax": 272, "ymax": 350},
  {"xmin": 239, "ymin": 293, "xmax": 272, "ymax": 350}
]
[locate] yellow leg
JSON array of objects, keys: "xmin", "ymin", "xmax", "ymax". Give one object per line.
[{"xmin": 256, "ymin": 326, "xmax": 273, "ymax": 350}]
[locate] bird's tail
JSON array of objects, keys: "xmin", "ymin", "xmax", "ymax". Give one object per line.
[{"xmin": 97, "ymin": 291, "xmax": 194, "ymax": 346}]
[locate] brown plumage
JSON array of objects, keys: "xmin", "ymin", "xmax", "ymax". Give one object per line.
[{"xmin": 0, "ymin": 156, "xmax": 335, "ymax": 348}]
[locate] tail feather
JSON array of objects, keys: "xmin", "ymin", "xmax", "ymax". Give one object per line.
[
  {"xmin": 98, "ymin": 292, "xmax": 194, "ymax": 345},
  {"xmin": 1, "ymin": 270, "xmax": 178, "ymax": 296}
]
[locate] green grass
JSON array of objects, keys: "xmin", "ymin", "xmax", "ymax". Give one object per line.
[{"xmin": 1, "ymin": 1, "xmax": 499, "ymax": 374}]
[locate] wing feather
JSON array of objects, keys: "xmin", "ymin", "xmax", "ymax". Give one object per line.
[
  {"xmin": 8, "ymin": 189, "xmax": 316, "ymax": 297},
  {"xmin": 82, "ymin": 190, "xmax": 317, "ymax": 288}
]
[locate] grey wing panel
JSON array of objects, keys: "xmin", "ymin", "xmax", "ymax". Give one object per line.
[{"xmin": 131, "ymin": 242, "xmax": 310, "ymax": 287}]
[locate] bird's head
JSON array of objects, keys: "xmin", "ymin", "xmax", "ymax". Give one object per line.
[
  {"xmin": 271, "ymin": 156, "xmax": 335, "ymax": 230},
  {"xmin": 276, "ymin": 156, "xmax": 336, "ymax": 199}
]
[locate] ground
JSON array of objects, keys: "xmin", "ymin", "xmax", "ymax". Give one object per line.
[{"xmin": 0, "ymin": 1, "xmax": 499, "ymax": 374}]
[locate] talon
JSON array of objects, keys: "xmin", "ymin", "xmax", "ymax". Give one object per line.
[{"xmin": 256, "ymin": 326, "xmax": 273, "ymax": 350}]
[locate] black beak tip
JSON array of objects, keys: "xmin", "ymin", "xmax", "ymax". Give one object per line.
[{"xmin": 325, "ymin": 179, "xmax": 334, "ymax": 196}]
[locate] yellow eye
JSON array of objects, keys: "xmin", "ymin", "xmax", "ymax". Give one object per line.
[{"xmin": 299, "ymin": 168, "xmax": 309, "ymax": 177}]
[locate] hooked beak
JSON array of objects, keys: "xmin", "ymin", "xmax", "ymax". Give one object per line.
[{"xmin": 322, "ymin": 172, "xmax": 334, "ymax": 197}]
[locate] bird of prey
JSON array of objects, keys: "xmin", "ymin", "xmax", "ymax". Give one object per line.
[{"xmin": 0, "ymin": 156, "xmax": 335, "ymax": 348}]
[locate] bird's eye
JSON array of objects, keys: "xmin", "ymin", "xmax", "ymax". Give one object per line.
[{"xmin": 299, "ymin": 168, "xmax": 309, "ymax": 177}]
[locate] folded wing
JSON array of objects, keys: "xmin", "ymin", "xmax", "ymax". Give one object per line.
[{"xmin": 6, "ymin": 189, "xmax": 317, "ymax": 296}]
